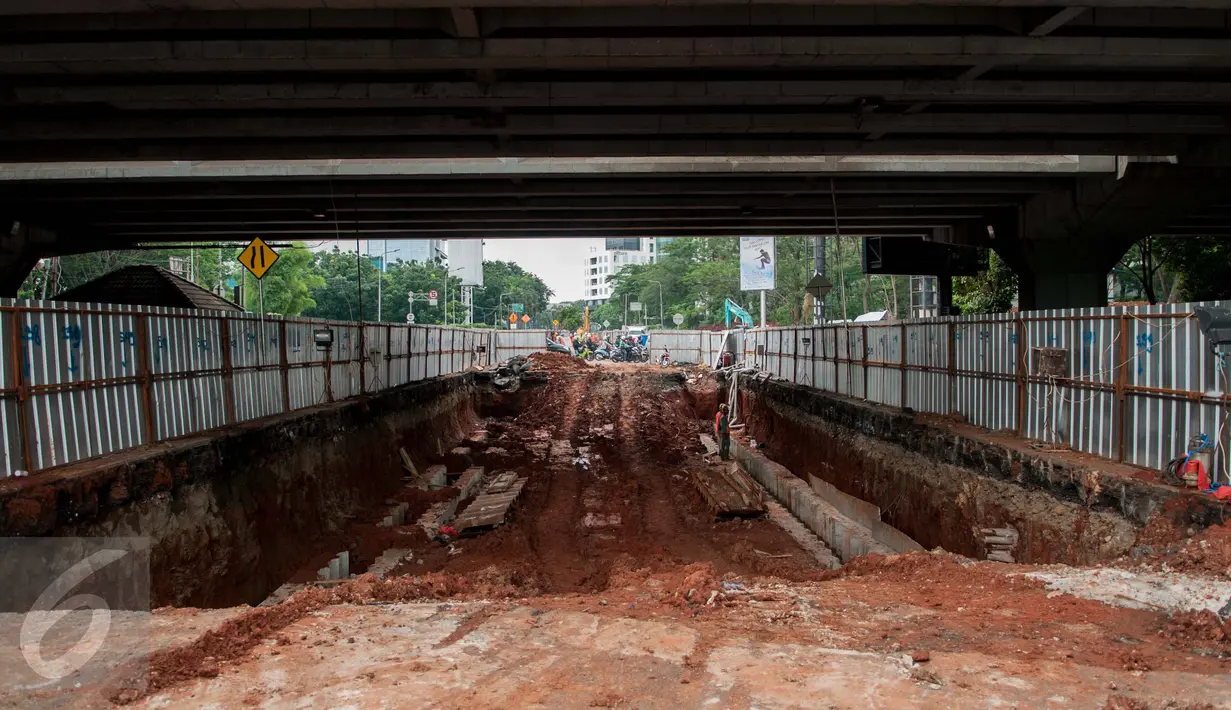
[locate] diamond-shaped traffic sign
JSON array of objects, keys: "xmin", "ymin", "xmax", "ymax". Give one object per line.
[{"xmin": 237, "ymin": 237, "xmax": 279, "ymax": 279}]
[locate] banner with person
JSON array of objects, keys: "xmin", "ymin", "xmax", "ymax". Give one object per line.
[{"xmin": 739, "ymin": 236, "xmax": 776, "ymax": 291}]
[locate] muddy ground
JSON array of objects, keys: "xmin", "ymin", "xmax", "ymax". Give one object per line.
[{"xmin": 20, "ymin": 357, "xmax": 1231, "ymax": 709}]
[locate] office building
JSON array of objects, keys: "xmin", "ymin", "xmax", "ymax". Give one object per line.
[{"xmin": 583, "ymin": 237, "xmax": 657, "ymax": 305}]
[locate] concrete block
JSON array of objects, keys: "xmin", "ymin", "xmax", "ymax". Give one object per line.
[
  {"xmin": 317, "ymin": 567, "xmax": 330, "ymax": 581},
  {"xmin": 338, "ymin": 551, "xmax": 349, "ymax": 578},
  {"xmin": 328, "ymin": 558, "xmax": 341, "ymax": 580}
]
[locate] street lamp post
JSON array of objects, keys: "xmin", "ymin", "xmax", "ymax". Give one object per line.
[
  {"xmin": 375, "ymin": 245, "xmax": 401, "ymax": 322},
  {"xmin": 648, "ymin": 280, "xmax": 664, "ymax": 328},
  {"xmin": 496, "ymin": 292, "xmax": 515, "ymax": 327}
]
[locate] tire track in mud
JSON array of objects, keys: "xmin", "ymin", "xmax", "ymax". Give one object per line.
[
  {"xmin": 616, "ymin": 375, "xmax": 683, "ymax": 545},
  {"xmin": 522, "ymin": 371, "xmax": 592, "ymax": 592}
]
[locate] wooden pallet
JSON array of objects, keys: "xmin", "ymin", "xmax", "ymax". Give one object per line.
[{"xmin": 453, "ymin": 473, "xmax": 529, "ymax": 534}]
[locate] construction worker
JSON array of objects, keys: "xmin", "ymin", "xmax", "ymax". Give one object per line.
[{"xmin": 715, "ymin": 403, "xmax": 731, "ymax": 460}]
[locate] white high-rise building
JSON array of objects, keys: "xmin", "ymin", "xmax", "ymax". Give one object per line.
[{"xmin": 583, "ymin": 237, "xmax": 658, "ymax": 306}]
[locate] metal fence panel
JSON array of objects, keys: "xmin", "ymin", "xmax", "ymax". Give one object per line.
[
  {"xmin": 749, "ymin": 300, "xmax": 1228, "ymax": 478},
  {"xmin": 493, "ymin": 328, "xmax": 546, "ymax": 363}
]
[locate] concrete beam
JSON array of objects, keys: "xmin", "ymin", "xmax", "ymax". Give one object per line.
[
  {"xmin": 66, "ymin": 194, "xmax": 1024, "ymax": 214},
  {"xmin": 2, "ymin": 36, "xmax": 1229, "ymax": 74},
  {"xmin": 1029, "ymin": 6, "xmax": 1088, "ymax": 36},
  {"xmin": 13, "ymin": 79, "xmax": 1231, "ymax": 109},
  {"xmin": 3, "ymin": 1, "xmax": 1231, "ymax": 13},
  {"xmin": 0, "ymin": 181, "xmax": 1067, "ymax": 213},
  {"xmin": 0, "ymin": 137, "xmax": 1189, "ymax": 162},
  {"xmin": 106, "ymin": 224, "xmax": 937, "ymax": 239},
  {"xmin": 4, "ymin": 112, "xmax": 1222, "ymax": 141}
]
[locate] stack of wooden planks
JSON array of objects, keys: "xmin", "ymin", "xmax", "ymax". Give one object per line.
[
  {"xmin": 692, "ymin": 435, "xmax": 765, "ymax": 517},
  {"xmin": 452, "ymin": 471, "xmax": 529, "ymax": 534}
]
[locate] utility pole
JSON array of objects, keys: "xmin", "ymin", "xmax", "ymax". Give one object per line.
[
  {"xmin": 648, "ymin": 280, "xmax": 663, "ymax": 329},
  {"xmin": 377, "ymin": 241, "xmax": 385, "ymax": 322}
]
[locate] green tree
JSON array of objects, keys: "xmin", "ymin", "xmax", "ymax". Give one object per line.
[
  {"xmin": 1158, "ymin": 236, "xmax": 1231, "ymax": 302},
  {"xmin": 242, "ymin": 244, "xmax": 324, "ymax": 315},
  {"xmin": 953, "ymin": 251, "xmax": 1018, "ymax": 314},
  {"xmin": 553, "ymin": 302, "xmax": 583, "ymax": 330}
]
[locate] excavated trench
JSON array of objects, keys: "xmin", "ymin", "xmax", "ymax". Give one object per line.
[
  {"xmin": 0, "ymin": 357, "xmax": 1167, "ymax": 611},
  {"xmin": 262, "ymin": 363, "xmax": 833, "ymax": 606}
]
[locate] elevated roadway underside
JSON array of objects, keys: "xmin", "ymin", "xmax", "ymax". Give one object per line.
[
  {"xmin": 1, "ymin": 155, "xmax": 1229, "ymax": 309},
  {"xmin": 1, "ymin": 1, "xmax": 1230, "ymax": 160}
]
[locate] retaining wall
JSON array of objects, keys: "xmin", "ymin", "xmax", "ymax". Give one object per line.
[
  {"xmin": 0, "ymin": 374, "xmax": 478, "ymax": 608},
  {"xmin": 731, "ymin": 438, "xmax": 894, "ymax": 562},
  {"xmin": 726, "ymin": 377, "xmax": 1226, "ymax": 565}
]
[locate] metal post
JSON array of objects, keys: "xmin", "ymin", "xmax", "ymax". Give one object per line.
[
  {"xmin": 1114, "ymin": 314, "xmax": 1129, "ymax": 462},
  {"xmin": 899, "ymin": 322, "xmax": 908, "ymax": 409},
  {"xmin": 862, "ymin": 324, "xmax": 869, "ymax": 399},
  {"xmin": 219, "ymin": 318, "xmax": 237, "ymax": 424},
  {"xmin": 760, "ymin": 290, "xmax": 767, "ymax": 328},
  {"xmin": 1015, "ymin": 315, "xmax": 1028, "ymax": 437},
  {"xmin": 279, "ymin": 321, "xmax": 290, "ymax": 412},
  {"xmin": 948, "ymin": 321, "xmax": 958, "ymax": 415},
  {"xmin": 9, "ymin": 309, "xmax": 34, "ymax": 474}
]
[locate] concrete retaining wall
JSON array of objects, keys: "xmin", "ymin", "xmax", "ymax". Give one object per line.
[
  {"xmin": 0, "ymin": 374, "xmax": 479, "ymax": 608},
  {"xmin": 729, "ymin": 377, "xmax": 1182, "ymax": 565},
  {"xmin": 730, "ymin": 438, "xmax": 895, "ymax": 562}
]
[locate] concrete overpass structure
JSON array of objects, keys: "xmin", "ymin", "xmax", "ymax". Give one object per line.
[{"xmin": 1, "ymin": 1, "xmax": 1230, "ymax": 307}]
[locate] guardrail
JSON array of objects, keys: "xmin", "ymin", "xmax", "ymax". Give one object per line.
[
  {"xmin": 742, "ymin": 302, "xmax": 1229, "ymax": 478},
  {"xmin": 0, "ymin": 298, "xmax": 512, "ymax": 477}
]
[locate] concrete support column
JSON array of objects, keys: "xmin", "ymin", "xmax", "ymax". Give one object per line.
[
  {"xmin": 0, "ymin": 219, "xmax": 53, "ymax": 297},
  {"xmin": 936, "ymin": 274, "xmax": 954, "ymax": 314},
  {"xmin": 1018, "ymin": 268, "xmax": 1109, "ymax": 311}
]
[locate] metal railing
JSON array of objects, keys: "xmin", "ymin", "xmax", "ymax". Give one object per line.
[
  {"xmin": 741, "ymin": 302, "xmax": 1230, "ymax": 478},
  {"xmin": 0, "ymin": 298, "xmax": 508, "ymax": 477}
]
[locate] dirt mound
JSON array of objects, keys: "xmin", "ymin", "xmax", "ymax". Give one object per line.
[
  {"xmin": 528, "ymin": 351, "xmax": 591, "ymax": 373},
  {"xmin": 1165, "ymin": 610, "xmax": 1231, "ymax": 653},
  {"xmin": 1133, "ymin": 520, "xmax": 1231, "ymax": 575}
]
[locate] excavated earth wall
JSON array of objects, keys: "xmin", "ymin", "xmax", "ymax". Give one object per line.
[
  {"xmin": 729, "ymin": 377, "xmax": 1227, "ymax": 565},
  {"xmin": 0, "ymin": 375, "xmax": 477, "ymax": 608}
]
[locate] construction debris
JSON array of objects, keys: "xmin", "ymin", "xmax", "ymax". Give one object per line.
[
  {"xmin": 983, "ymin": 526, "xmax": 1019, "ymax": 563},
  {"xmin": 452, "ymin": 471, "xmax": 529, "ymax": 534},
  {"xmin": 692, "ymin": 434, "xmax": 765, "ymax": 517}
]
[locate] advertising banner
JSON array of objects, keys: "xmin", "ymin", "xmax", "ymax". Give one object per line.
[{"xmin": 740, "ymin": 236, "xmax": 776, "ymax": 291}]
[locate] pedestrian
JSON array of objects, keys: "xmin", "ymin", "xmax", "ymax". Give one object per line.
[{"xmin": 715, "ymin": 403, "xmax": 731, "ymax": 460}]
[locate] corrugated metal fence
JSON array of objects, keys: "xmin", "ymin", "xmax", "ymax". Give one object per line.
[
  {"xmin": 492, "ymin": 328, "xmax": 549, "ymax": 363},
  {"xmin": 741, "ymin": 302, "xmax": 1230, "ymax": 477},
  {"xmin": 649, "ymin": 330, "xmax": 727, "ymax": 365},
  {"xmin": 0, "ymin": 298, "xmax": 517, "ymax": 477}
]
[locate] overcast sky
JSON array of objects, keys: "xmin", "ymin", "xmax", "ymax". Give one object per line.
[
  {"xmin": 482, "ymin": 238, "xmax": 598, "ymax": 302},
  {"xmin": 317, "ymin": 237, "xmax": 600, "ymax": 302}
]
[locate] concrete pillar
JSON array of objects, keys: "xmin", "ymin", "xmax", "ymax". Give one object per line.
[
  {"xmin": 0, "ymin": 219, "xmax": 47, "ymax": 297},
  {"xmin": 936, "ymin": 274, "xmax": 954, "ymax": 314},
  {"xmin": 1018, "ymin": 268, "xmax": 1109, "ymax": 311}
]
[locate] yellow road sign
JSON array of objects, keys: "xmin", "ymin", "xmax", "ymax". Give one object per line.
[
  {"xmin": 238, "ymin": 237, "xmax": 279, "ymax": 279},
  {"xmin": 552, "ymin": 319, "xmax": 559, "ymax": 326},
  {"xmin": 521, "ymin": 314, "xmax": 530, "ymax": 323},
  {"xmin": 508, "ymin": 312, "xmax": 518, "ymax": 323}
]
